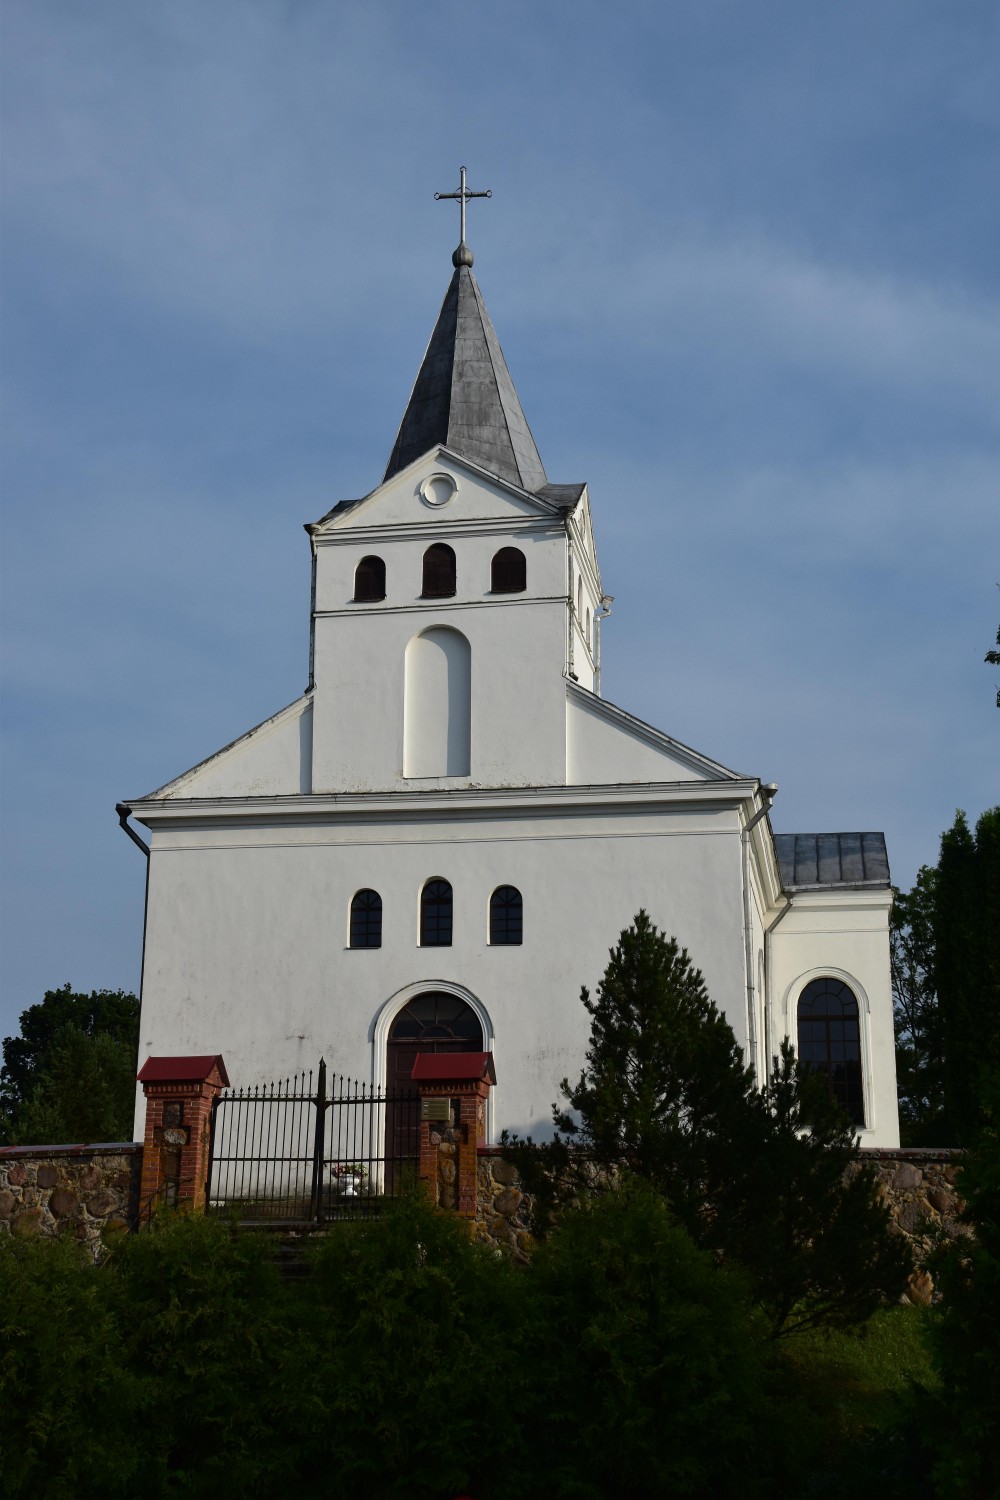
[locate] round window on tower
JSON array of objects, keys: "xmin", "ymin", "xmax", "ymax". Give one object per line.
[{"xmin": 419, "ymin": 473, "xmax": 457, "ymax": 509}]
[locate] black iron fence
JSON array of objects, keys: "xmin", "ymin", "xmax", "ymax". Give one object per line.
[{"xmin": 206, "ymin": 1060, "xmax": 421, "ymax": 1223}]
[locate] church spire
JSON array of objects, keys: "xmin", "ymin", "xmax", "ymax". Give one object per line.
[{"xmin": 384, "ymin": 169, "xmax": 548, "ymax": 494}]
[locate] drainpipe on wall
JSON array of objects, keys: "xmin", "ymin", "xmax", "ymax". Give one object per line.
[
  {"xmin": 116, "ymin": 803, "xmax": 151, "ymax": 1142},
  {"xmin": 741, "ymin": 783, "xmax": 777, "ymax": 1085},
  {"xmin": 116, "ymin": 803, "xmax": 149, "ymax": 858},
  {"xmin": 564, "ymin": 519, "xmax": 577, "ymax": 681},
  {"xmin": 304, "ymin": 523, "xmax": 317, "ymax": 694},
  {"xmin": 594, "ymin": 595, "xmax": 614, "ymax": 698},
  {"xmin": 763, "ymin": 893, "xmax": 794, "ymax": 1074}
]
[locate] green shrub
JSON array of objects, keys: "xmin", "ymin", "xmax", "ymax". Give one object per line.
[
  {"xmin": 517, "ymin": 1179, "xmax": 786, "ymax": 1499},
  {"xmin": 0, "ymin": 1233, "xmax": 146, "ymax": 1498}
]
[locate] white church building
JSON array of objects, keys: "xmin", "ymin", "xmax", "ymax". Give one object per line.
[{"xmin": 122, "ymin": 197, "xmax": 900, "ymax": 1147}]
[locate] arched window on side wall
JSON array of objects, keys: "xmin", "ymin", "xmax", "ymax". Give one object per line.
[
  {"xmin": 353, "ymin": 555, "xmax": 386, "ymax": 602},
  {"xmin": 420, "ymin": 879, "xmax": 453, "ymax": 946},
  {"xmin": 349, "ymin": 889, "xmax": 382, "ymax": 948},
  {"xmin": 422, "ymin": 544, "xmax": 456, "ymax": 598},
  {"xmin": 489, "ymin": 885, "xmax": 522, "ymax": 945},
  {"xmin": 797, "ymin": 977, "xmax": 864, "ymax": 1125},
  {"xmin": 491, "ymin": 547, "xmax": 526, "ymax": 594}
]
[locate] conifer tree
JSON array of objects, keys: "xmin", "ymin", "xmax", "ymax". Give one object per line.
[
  {"xmin": 509, "ymin": 911, "xmax": 911, "ymax": 1335},
  {"xmin": 896, "ymin": 809, "xmax": 1000, "ymax": 1145}
]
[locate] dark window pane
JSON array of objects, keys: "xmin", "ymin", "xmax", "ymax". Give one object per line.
[
  {"xmin": 491, "ymin": 547, "xmax": 526, "ymax": 594},
  {"xmin": 422, "ymin": 544, "xmax": 456, "ymax": 598},
  {"xmin": 420, "ymin": 879, "xmax": 453, "ymax": 946},
  {"xmin": 796, "ymin": 976, "xmax": 864, "ymax": 1126},
  {"xmin": 349, "ymin": 888, "xmax": 382, "ymax": 948},
  {"xmin": 489, "ymin": 885, "xmax": 523, "ymax": 945},
  {"xmin": 389, "ymin": 991, "xmax": 483, "ymax": 1045},
  {"xmin": 354, "ymin": 555, "xmax": 386, "ymax": 602}
]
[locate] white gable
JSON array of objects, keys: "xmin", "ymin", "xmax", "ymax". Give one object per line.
[
  {"xmin": 313, "ymin": 449, "xmax": 558, "ymax": 536},
  {"xmin": 566, "ymin": 682, "xmax": 741, "ymax": 784},
  {"xmin": 145, "ymin": 696, "xmax": 312, "ymax": 800}
]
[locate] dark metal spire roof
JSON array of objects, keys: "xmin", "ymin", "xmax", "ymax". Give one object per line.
[{"xmin": 383, "ymin": 266, "xmax": 548, "ymax": 493}]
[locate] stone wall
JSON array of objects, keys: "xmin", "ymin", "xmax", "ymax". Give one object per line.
[
  {"xmin": 0, "ymin": 1143, "xmax": 142, "ymax": 1262},
  {"xmin": 475, "ymin": 1146, "xmax": 969, "ymax": 1293},
  {"xmin": 859, "ymin": 1147, "xmax": 968, "ymax": 1303},
  {"xmin": 475, "ymin": 1150, "xmax": 536, "ymax": 1259}
]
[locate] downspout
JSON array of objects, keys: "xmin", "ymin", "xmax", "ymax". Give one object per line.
[
  {"xmin": 594, "ymin": 595, "xmax": 614, "ymax": 698},
  {"xmin": 763, "ymin": 893, "xmax": 794, "ymax": 1075},
  {"xmin": 116, "ymin": 803, "xmax": 149, "ymax": 858},
  {"xmin": 116, "ymin": 803, "xmax": 150, "ymax": 1142},
  {"xmin": 565, "ymin": 517, "xmax": 577, "ymax": 681},
  {"xmin": 742, "ymin": 783, "xmax": 777, "ymax": 1085},
  {"xmin": 304, "ymin": 523, "xmax": 317, "ymax": 694}
]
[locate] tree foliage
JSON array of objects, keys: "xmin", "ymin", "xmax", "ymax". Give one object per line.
[
  {"xmin": 0, "ymin": 984, "xmax": 139, "ymax": 1145},
  {"xmin": 892, "ymin": 809, "xmax": 1000, "ymax": 1146},
  {"xmin": 506, "ymin": 910, "xmax": 910, "ymax": 1336},
  {"xmin": 1, "ymin": 1191, "xmax": 859, "ymax": 1500},
  {"xmin": 985, "ymin": 620, "xmax": 1000, "ymax": 709},
  {"xmin": 923, "ymin": 1077, "xmax": 1000, "ymax": 1497},
  {"xmin": 891, "ymin": 865, "xmax": 944, "ymax": 1142}
]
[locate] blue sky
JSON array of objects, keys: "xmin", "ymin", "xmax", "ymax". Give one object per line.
[{"xmin": 2, "ymin": 0, "xmax": 998, "ymax": 1043}]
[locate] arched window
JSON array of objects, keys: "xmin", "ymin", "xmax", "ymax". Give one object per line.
[
  {"xmin": 585, "ymin": 607, "xmax": 592, "ymax": 650},
  {"xmin": 353, "ymin": 555, "xmax": 386, "ymax": 602},
  {"xmin": 797, "ymin": 977, "xmax": 864, "ymax": 1125},
  {"xmin": 386, "ymin": 991, "xmax": 484, "ymax": 1094},
  {"xmin": 577, "ymin": 577, "xmax": 583, "ymax": 618},
  {"xmin": 422, "ymin": 543, "xmax": 456, "ymax": 598},
  {"xmin": 420, "ymin": 879, "xmax": 453, "ymax": 946},
  {"xmin": 349, "ymin": 889, "xmax": 382, "ymax": 948},
  {"xmin": 491, "ymin": 547, "xmax": 526, "ymax": 594},
  {"xmin": 489, "ymin": 885, "xmax": 523, "ymax": 946}
]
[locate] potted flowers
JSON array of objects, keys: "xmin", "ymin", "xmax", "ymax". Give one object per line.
[{"xmin": 331, "ymin": 1162, "xmax": 367, "ymax": 1197}]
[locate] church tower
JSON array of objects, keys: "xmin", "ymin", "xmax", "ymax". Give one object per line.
[
  {"xmin": 308, "ymin": 220, "xmax": 603, "ymax": 795},
  {"xmin": 121, "ymin": 174, "xmax": 901, "ymax": 1147}
]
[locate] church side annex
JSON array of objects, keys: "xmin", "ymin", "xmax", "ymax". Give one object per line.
[{"xmin": 119, "ymin": 172, "xmax": 900, "ymax": 1146}]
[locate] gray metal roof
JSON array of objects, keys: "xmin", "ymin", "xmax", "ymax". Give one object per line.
[
  {"xmin": 773, "ymin": 832, "xmax": 890, "ymax": 890},
  {"xmin": 537, "ymin": 483, "xmax": 586, "ymax": 509},
  {"xmin": 384, "ymin": 267, "xmax": 549, "ymax": 493}
]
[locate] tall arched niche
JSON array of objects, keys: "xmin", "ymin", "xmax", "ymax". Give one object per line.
[{"xmin": 403, "ymin": 625, "xmax": 471, "ymax": 777}]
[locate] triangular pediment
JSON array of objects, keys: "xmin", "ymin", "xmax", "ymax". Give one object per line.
[{"xmin": 311, "ymin": 449, "xmax": 580, "ymax": 536}]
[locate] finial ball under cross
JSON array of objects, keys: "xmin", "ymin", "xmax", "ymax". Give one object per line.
[{"xmin": 435, "ymin": 165, "xmax": 491, "ymax": 268}]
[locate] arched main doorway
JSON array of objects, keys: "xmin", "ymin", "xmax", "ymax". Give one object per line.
[{"xmin": 386, "ymin": 991, "xmax": 484, "ymax": 1094}]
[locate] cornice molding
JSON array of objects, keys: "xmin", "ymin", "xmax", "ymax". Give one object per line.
[{"xmin": 125, "ymin": 777, "xmax": 762, "ymax": 829}]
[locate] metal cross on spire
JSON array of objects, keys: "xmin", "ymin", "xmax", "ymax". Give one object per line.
[{"xmin": 435, "ymin": 165, "xmax": 491, "ymax": 268}]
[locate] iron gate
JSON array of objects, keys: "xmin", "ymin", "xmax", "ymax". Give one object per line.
[{"xmin": 206, "ymin": 1059, "xmax": 421, "ymax": 1222}]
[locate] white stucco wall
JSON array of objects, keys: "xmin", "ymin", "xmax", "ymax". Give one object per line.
[
  {"xmin": 768, "ymin": 889, "xmax": 899, "ymax": 1147},
  {"xmin": 132, "ymin": 788, "xmax": 752, "ymax": 1140}
]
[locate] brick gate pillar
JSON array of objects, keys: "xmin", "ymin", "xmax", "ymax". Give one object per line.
[
  {"xmin": 411, "ymin": 1053, "xmax": 496, "ymax": 1218},
  {"xmin": 137, "ymin": 1055, "xmax": 230, "ymax": 1216}
]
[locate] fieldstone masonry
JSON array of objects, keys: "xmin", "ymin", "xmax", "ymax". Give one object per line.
[
  {"xmin": 473, "ymin": 1146, "xmax": 970, "ymax": 1292},
  {"xmin": 0, "ymin": 1143, "xmax": 142, "ymax": 1261},
  {"xmin": 861, "ymin": 1148, "xmax": 968, "ymax": 1303}
]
